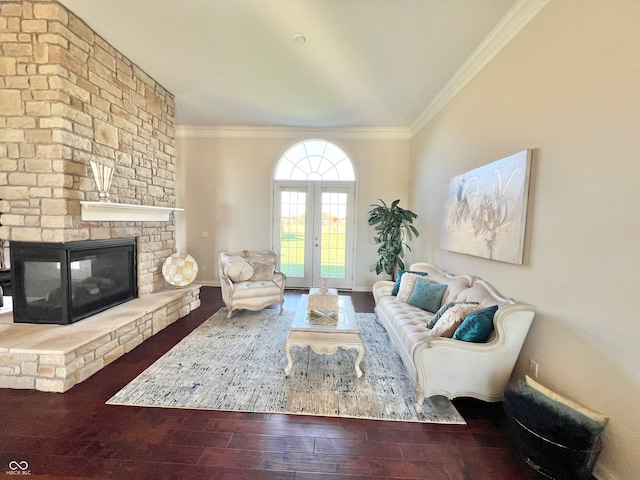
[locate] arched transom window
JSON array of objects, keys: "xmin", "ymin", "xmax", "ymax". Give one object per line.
[{"xmin": 274, "ymin": 139, "xmax": 355, "ymax": 181}]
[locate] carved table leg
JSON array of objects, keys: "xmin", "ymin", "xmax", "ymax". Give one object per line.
[
  {"xmin": 284, "ymin": 341, "xmax": 293, "ymax": 377},
  {"xmin": 354, "ymin": 345, "xmax": 365, "ymax": 378},
  {"xmin": 415, "ymin": 384, "xmax": 425, "ymax": 413}
]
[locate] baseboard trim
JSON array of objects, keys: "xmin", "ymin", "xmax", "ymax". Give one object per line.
[
  {"xmin": 197, "ymin": 282, "xmax": 374, "ymax": 293},
  {"xmin": 593, "ymin": 463, "xmax": 620, "ymax": 480}
]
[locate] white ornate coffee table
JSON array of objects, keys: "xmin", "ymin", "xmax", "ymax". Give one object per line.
[{"xmin": 284, "ymin": 294, "xmax": 365, "ymax": 378}]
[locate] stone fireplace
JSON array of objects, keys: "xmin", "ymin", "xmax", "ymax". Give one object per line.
[
  {"xmin": 0, "ymin": 1, "xmax": 179, "ymax": 298},
  {"xmin": 0, "ymin": 1, "xmax": 202, "ymax": 392}
]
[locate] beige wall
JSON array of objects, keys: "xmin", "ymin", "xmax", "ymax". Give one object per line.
[
  {"xmin": 409, "ymin": 2, "xmax": 640, "ymax": 479},
  {"xmin": 176, "ymin": 131, "xmax": 410, "ymax": 291}
]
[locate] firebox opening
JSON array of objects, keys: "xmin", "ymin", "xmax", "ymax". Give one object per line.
[{"xmin": 11, "ymin": 238, "xmax": 137, "ymax": 325}]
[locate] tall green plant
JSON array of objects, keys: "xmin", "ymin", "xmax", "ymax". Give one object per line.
[{"xmin": 368, "ymin": 199, "xmax": 419, "ymax": 278}]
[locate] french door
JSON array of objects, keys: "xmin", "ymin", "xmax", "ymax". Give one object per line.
[{"xmin": 274, "ymin": 182, "xmax": 354, "ymax": 290}]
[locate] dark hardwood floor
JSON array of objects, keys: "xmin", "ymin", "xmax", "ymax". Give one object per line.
[{"xmin": 0, "ymin": 287, "xmax": 544, "ymax": 479}]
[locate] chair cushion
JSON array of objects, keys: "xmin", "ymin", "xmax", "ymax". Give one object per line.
[{"xmin": 231, "ymin": 280, "xmax": 282, "ymax": 299}]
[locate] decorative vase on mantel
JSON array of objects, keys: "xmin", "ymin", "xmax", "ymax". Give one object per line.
[{"xmin": 89, "ymin": 160, "xmax": 115, "ymax": 202}]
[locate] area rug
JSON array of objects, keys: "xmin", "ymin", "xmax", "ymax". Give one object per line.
[{"xmin": 107, "ymin": 308, "xmax": 465, "ymax": 424}]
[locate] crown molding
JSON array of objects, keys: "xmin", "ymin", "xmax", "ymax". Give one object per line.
[
  {"xmin": 176, "ymin": 125, "xmax": 411, "ymax": 140},
  {"xmin": 410, "ymin": 0, "xmax": 550, "ymax": 136}
]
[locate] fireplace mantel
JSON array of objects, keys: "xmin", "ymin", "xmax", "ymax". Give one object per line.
[{"xmin": 80, "ymin": 201, "xmax": 184, "ymax": 222}]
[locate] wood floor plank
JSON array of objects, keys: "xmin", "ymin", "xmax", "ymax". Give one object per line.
[
  {"xmin": 227, "ymin": 432, "xmax": 316, "ymax": 453},
  {"xmin": 262, "ymin": 451, "xmax": 452, "ymax": 479},
  {"xmin": 313, "ymin": 437, "xmax": 404, "ymax": 459}
]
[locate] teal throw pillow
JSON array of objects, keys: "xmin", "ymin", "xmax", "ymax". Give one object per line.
[
  {"xmin": 514, "ymin": 380, "xmax": 605, "ymax": 446},
  {"xmin": 407, "ymin": 279, "xmax": 447, "ymax": 313},
  {"xmin": 391, "ymin": 269, "xmax": 427, "ymax": 296},
  {"xmin": 427, "ymin": 301, "xmax": 478, "ymax": 329},
  {"xmin": 504, "ymin": 387, "xmax": 602, "ymax": 450},
  {"xmin": 452, "ymin": 305, "xmax": 498, "ymax": 342}
]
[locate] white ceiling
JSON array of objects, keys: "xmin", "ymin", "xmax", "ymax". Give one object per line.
[{"xmin": 58, "ymin": 0, "xmax": 524, "ymax": 129}]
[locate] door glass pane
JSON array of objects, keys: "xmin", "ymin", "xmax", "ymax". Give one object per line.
[
  {"xmin": 320, "ymin": 191, "xmax": 347, "ymax": 279},
  {"xmin": 279, "ymin": 189, "xmax": 306, "ymax": 278}
]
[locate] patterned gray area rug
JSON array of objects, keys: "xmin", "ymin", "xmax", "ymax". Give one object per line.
[{"xmin": 107, "ymin": 308, "xmax": 465, "ymax": 424}]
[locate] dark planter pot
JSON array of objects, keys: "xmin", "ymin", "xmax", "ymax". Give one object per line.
[{"xmin": 507, "ymin": 414, "xmax": 602, "ymax": 480}]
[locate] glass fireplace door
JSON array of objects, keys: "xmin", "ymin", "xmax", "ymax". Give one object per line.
[{"xmin": 11, "ymin": 238, "xmax": 137, "ymax": 325}]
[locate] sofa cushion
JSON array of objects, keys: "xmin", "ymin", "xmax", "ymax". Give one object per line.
[
  {"xmin": 392, "ymin": 269, "xmax": 428, "ymax": 296},
  {"xmin": 430, "ymin": 303, "xmax": 483, "ymax": 338},
  {"xmin": 397, "ymin": 273, "xmax": 432, "ymax": 302},
  {"xmin": 453, "ymin": 305, "xmax": 498, "ymax": 342},
  {"xmin": 427, "ymin": 301, "xmax": 478, "ymax": 329},
  {"xmin": 249, "ymin": 260, "xmax": 275, "ymax": 281},
  {"xmin": 439, "ymin": 276, "xmax": 474, "ymax": 304},
  {"xmin": 226, "ymin": 260, "xmax": 254, "ymax": 282},
  {"xmin": 407, "ymin": 279, "xmax": 447, "ymax": 313},
  {"xmin": 376, "ymin": 295, "xmax": 433, "ymax": 357},
  {"xmin": 453, "ymin": 284, "xmax": 502, "ymax": 308}
]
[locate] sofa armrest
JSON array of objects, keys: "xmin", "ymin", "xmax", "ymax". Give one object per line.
[
  {"xmin": 217, "ymin": 271, "xmax": 233, "ymax": 303},
  {"xmin": 373, "ymin": 280, "xmax": 394, "ymax": 304},
  {"xmin": 412, "ymin": 303, "xmax": 535, "ymax": 404},
  {"xmin": 272, "ymin": 271, "xmax": 286, "ymax": 289}
]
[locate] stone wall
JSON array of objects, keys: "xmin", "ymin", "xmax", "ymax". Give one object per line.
[{"xmin": 0, "ymin": 0, "xmax": 177, "ymax": 294}]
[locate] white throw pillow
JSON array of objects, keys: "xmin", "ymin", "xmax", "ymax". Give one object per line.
[
  {"xmin": 429, "ymin": 303, "xmax": 482, "ymax": 338},
  {"xmin": 396, "ymin": 273, "xmax": 433, "ymax": 303},
  {"xmin": 249, "ymin": 260, "xmax": 276, "ymax": 281},
  {"xmin": 226, "ymin": 260, "xmax": 254, "ymax": 282}
]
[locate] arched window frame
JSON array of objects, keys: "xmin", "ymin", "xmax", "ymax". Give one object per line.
[{"xmin": 274, "ymin": 139, "xmax": 356, "ymax": 182}]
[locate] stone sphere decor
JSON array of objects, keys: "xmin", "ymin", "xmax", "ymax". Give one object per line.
[{"xmin": 162, "ymin": 253, "xmax": 198, "ymax": 287}]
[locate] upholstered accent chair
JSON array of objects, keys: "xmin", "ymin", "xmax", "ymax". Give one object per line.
[{"xmin": 218, "ymin": 250, "xmax": 286, "ymax": 318}]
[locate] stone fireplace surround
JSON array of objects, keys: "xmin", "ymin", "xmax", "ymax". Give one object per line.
[
  {"xmin": 0, "ymin": 1, "xmax": 201, "ymax": 391},
  {"xmin": 0, "ymin": 0, "xmax": 178, "ymax": 295}
]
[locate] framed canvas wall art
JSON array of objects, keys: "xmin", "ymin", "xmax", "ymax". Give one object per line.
[{"xmin": 441, "ymin": 150, "xmax": 532, "ymax": 264}]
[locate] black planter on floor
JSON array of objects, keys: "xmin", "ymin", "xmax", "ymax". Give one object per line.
[
  {"xmin": 504, "ymin": 386, "xmax": 604, "ymax": 480},
  {"xmin": 506, "ymin": 413, "xmax": 602, "ymax": 479}
]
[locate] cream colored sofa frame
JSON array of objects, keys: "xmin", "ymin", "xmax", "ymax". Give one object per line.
[
  {"xmin": 218, "ymin": 250, "xmax": 286, "ymax": 318},
  {"xmin": 373, "ymin": 262, "xmax": 535, "ymax": 412}
]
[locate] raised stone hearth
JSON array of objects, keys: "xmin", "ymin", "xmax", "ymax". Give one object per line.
[{"xmin": 0, "ymin": 285, "xmax": 200, "ymax": 393}]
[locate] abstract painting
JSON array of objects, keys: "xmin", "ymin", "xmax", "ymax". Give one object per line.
[{"xmin": 441, "ymin": 150, "xmax": 532, "ymax": 264}]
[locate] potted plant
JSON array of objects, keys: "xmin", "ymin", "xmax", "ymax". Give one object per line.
[{"xmin": 368, "ymin": 199, "xmax": 419, "ymax": 280}]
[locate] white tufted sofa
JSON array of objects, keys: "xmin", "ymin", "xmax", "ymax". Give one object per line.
[
  {"xmin": 373, "ymin": 262, "xmax": 535, "ymax": 411},
  {"xmin": 218, "ymin": 250, "xmax": 286, "ymax": 318}
]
